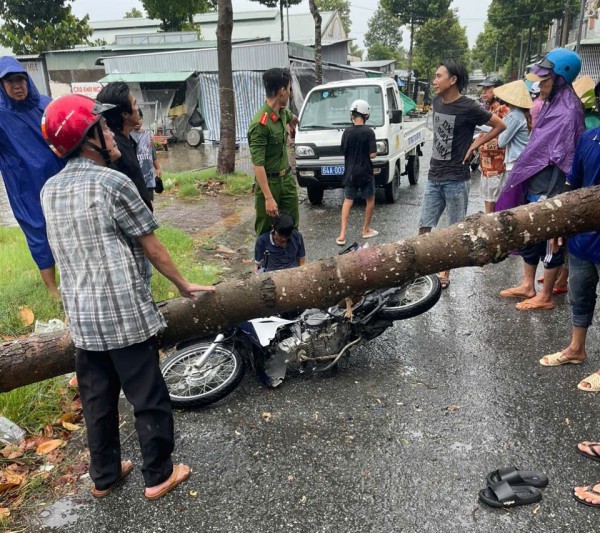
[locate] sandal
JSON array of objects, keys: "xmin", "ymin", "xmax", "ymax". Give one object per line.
[
  {"xmin": 144, "ymin": 463, "xmax": 190, "ymax": 500},
  {"xmin": 572, "ymin": 484, "xmax": 600, "ymax": 507},
  {"xmin": 539, "ymin": 352, "xmax": 584, "ymax": 367},
  {"xmin": 577, "ymin": 442, "xmax": 600, "ymax": 462},
  {"xmin": 486, "ymin": 467, "xmax": 548, "ymax": 488},
  {"xmin": 479, "ymin": 480, "xmax": 542, "ymax": 508},
  {"xmin": 91, "ymin": 460, "xmax": 134, "ymax": 498},
  {"xmin": 577, "ymin": 373, "xmax": 600, "ymax": 392},
  {"xmin": 336, "ymin": 237, "xmax": 346, "ymax": 246}
]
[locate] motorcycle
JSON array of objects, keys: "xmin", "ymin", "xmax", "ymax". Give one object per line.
[{"xmin": 160, "ymin": 243, "xmax": 442, "ymax": 409}]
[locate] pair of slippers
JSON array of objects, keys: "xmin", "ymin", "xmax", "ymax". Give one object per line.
[
  {"xmin": 336, "ymin": 230, "xmax": 379, "ymax": 246},
  {"xmin": 91, "ymin": 461, "xmax": 190, "ymax": 500},
  {"xmin": 573, "ymin": 442, "xmax": 600, "ymax": 507},
  {"xmin": 478, "ymin": 467, "xmax": 549, "ymax": 508}
]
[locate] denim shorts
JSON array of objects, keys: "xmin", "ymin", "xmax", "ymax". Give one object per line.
[
  {"xmin": 418, "ymin": 179, "xmax": 471, "ymax": 229},
  {"xmin": 344, "ymin": 178, "xmax": 375, "ymax": 200},
  {"xmin": 568, "ymin": 254, "xmax": 600, "ymax": 328}
]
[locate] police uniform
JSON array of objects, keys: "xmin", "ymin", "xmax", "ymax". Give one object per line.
[{"xmin": 248, "ymin": 102, "xmax": 299, "ymax": 235}]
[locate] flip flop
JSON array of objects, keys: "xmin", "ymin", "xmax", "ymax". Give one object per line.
[
  {"xmin": 539, "ymin": 352, "xmax": 584, "ymax": 366},
  {"xmin": 572, "ymin": 484, "xmax": 600, "ymax": 507},
  {"xmin": 515, "ymin": 299, "xmax": 555, "ymax": 310},
  {"xmin": 577, "ymin": 442, "xmax": 600, "ymax": 462},
  {"xmin": 479, "ymin": 480, "xmax": 542, "ymax": 508},
  {"xmin": 552, "ymin": 287, "xmax": 568, "ymax": 295},
  {"xmin": 336, "ymin": 237, "xmax": 346, "ymax": 246},
  {"xmin": 144, "ymin": 464, "xmax": 190, "ymax": 500},
  {"xmin": 486, "ymin": 467, "xmax": 549, "ymax": 488},
  {"xmin": 91, "ymin": 460, "xmax": 134, "ymax": 498},
  {"xmin": 362, "ymin": 229, "xmax": 379, "ymax": 239},
  {"xmin": 499, "ymin": 287, "xmax": 535, "ymax": 299},
  {"xmin": 578, "ymin": 373, "xmax": 600, "ymax": 392}
]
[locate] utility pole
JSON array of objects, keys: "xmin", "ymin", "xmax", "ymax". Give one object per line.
[
  {"xmin": 575, "ymin": 0, "xmax": 586, "ymax": 54},
  {"xmin": 494, "ymin": 41, "xmax": 499, "ymax": 71},
  {"xmin": 561, "ymin": 0, "xmax": 571, "ymax": 47}
]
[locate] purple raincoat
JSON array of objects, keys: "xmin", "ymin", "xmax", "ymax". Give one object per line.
[{"xmin": 495, "ymin": 76, "xmax": 585, "ymax": 211}]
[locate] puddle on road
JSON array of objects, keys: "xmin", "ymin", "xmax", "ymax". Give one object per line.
[
  {"xmin": 35, "ymin": 495, "xmax": 87, "ymax": 531},
  {"xmin": 0, "ymin": 144, "xmax": 254, "ymax": 228}
]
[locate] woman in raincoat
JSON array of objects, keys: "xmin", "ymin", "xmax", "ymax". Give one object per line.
[{"xmin": 0, "ymin": 56, "xmax": 64, "ymax": 297}]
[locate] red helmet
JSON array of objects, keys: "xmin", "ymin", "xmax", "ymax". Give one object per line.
[{"xmin": 41, "ymin": 94, "xmax": 115, "ymax": 158}]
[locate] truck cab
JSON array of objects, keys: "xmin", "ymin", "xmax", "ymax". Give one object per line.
[{"xmin": 294, "ymin": 78, "xmax": 427, "ymax": 205}]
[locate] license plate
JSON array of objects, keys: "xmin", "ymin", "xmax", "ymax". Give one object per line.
[{"xmin": 321, "ymin": 165, "xmax": 344, "ymax": 175}]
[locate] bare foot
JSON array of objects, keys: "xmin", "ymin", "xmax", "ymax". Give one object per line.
[
  {"xmin": 144, "ymin": 463, "xmax": 190, "ymax": 500},
  {"xmin": 515, "ymin": 295, "xmax": 555, "ymax": 310},
  {"xmin": 573, "ymin": 482, "xmax": 600, "ymax": 506},
  {"xmin": 499, "ymin": 285, "xmax": 536, "ymax": 299}
]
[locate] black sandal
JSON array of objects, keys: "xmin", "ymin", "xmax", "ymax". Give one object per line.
[
  {"xmin": 479, "ymin": 480, "xmax": 542, "ymax": 508},
  {"xmin": 486, "ymin": 467, "xmax": 548, "ymax": 488}
]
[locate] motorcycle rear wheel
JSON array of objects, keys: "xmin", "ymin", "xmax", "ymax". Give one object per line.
[
  {"xmin": 376, "ymin": 275, "xmax": 442, "ymax": 321},
  {"xmin": 160, "ymin": 341, "xmax": 245, "ymax": 408}
]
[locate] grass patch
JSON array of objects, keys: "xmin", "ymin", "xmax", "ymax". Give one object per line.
[
  {"xmin": 0, "ymin": 228, "xmax": 63, "ymax": 339},
  {"xmin": 163, "ymin": 167, "xmax": 253, "ymax": 198},
  {"xmin": 0, "ymin": 377, "xmax": 70, "ymax": 434}
]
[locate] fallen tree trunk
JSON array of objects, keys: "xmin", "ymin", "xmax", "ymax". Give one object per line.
[{"xmin": 2, "ymin": 186, "xmax": 600, "ymax": 392}]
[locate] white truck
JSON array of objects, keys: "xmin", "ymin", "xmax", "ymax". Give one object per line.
[{"xmin": 294, "ymin": 77, "xmax": 428, "ymax": 205}]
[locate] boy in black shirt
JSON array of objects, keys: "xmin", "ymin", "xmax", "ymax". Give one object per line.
[{"xmin": 336, "ymin": 99, "xmax": 378, "ymax": 246}]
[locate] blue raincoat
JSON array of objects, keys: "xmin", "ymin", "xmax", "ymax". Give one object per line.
[
  {"xmin": 495, "ymin": 75, "xmax": 585, "ymax": 211},
  {"xmin": 0, "ymin": 56, "xmax": 64, "ymax": 269}
]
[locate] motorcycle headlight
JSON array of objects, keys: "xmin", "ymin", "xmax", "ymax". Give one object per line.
[
  {"xmin": 295, "ymin": 145, "xmax": 316, "ymax": 158},
  {"xmin": 376, "ymin": 140, "xmax": 388, "ymax": 155}
]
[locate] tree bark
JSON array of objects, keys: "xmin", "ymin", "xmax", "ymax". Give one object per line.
[
  {"xmin": 2, "ymin": 187, "xmax": 600, "ymax": 392},
  {"xmin": 308, "ymin": 0, "xmax": 322, "ymax": 85},
  {"xmin": 216, "ymin": 0, "xmax": 236, "ymax": 174}
]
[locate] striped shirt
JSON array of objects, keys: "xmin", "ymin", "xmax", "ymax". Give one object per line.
[{"xmin": 41, "ymin": 157, "xmax": 166, "ymax": 351}]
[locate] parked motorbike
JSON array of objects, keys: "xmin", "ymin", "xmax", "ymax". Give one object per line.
[{"xmin": 160, "ymin": 244, "xmax": 442, "ymax": 409}]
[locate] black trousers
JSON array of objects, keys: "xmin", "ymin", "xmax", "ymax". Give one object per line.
[{"xmin": 76, "ymin": 336, "xmax": 174, "ymax": 489}]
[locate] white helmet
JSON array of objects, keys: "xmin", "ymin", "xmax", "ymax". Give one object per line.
[{"xmin": 350, "ymin": 99, "xmax": 370, "ymax": 115}]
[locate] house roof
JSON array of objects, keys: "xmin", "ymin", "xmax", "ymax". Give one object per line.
[
  {"xmin": 98, "ymin": 71, "xmax": 196, "ymax": 83},
  {"xmin": 350, "ymin": 60, "xmax": 395, "ymax": 68}
]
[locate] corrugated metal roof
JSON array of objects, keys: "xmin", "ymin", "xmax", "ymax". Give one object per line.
[
  {"xmin": 102, "ymin": 41, "xmax": 291, "ymax": 74},
  {"xmin": 98, "ymin": 71, "xmax": 196, "ymax": 83},
  {"xmin": 351, "ymin": 60, "xmax": 396, "ymax": 68}
]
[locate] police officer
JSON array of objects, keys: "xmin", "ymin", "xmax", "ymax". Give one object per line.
[{"xmin": 248, "ymin": 68, "xmax": 299, "ymax": 236}]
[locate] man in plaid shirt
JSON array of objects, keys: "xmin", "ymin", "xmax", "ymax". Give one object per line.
[{"xmin": 40, "ymin": 94, "xmax": 214, "ymax": 500}]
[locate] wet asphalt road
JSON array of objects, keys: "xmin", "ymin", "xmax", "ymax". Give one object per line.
[{"xmin": 31, "ymin": 140, "xmax": 599, "ymax": 532}]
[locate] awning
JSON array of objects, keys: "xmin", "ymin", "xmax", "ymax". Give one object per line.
[{"xmin": 98, "ymin": 71, "xmax": 196, "ymax": 83}]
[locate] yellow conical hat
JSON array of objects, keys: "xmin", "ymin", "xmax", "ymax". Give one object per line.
[
  {"xmin": 573, "ymin": 75, "xmax": 596, "ymax": 108},
  {"xmin": 493, "ymin": 80, "xmax": 533, "ymax": 109}
]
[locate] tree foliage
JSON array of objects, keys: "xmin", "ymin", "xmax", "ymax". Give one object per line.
[
  {"xmin": 124, "ymin": 7, "xmax": 144, "ymax": 18},
  {"xmin": 141, "ymin": 0, "xmax": 212, "ymax": 31},
  {"xmin": 0, "ymin": 0, "xmax": 92, "ymax": 54},
  {"xmin": 413, "ymin": 9, "xmax": 470, "ymax": 81},
  {"xmin": 364, "ymin": 5, "xmax": 403, "ymax": 50},
  {"xmin": 382, "ymin": 0, "xmax": 452, "ymax": 26}
]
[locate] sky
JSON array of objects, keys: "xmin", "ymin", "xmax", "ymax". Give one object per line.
[{"xmin": 71, "ymin": 0, "xmax": 493, "ymax": 49}]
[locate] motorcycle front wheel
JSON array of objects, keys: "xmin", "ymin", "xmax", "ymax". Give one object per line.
[
  {"xmin": 160, "ymin": 341, "xmax": 246, "ymax": 409},
  {"xmin": 376, "ymin": 274, "xmax": 442, "ymax": 321}
]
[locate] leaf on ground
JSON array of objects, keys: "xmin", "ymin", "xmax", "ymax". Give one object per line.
[
  {"xmin": 261, "ymin": 412, "xmax": 272, "ymax": 421},
  {"xmin": 58, "ymin": 412, "xmax": 81, "ymax": 425},
  {"xmin": 22, "ymin": 436, "xmax": 53, "ymax": 451},
  {"xmin": 1, "ymin": 335, "xmax": 15, "ymax": 341},
  {"xmin": 17, "ymin": 306, "xmax": 35, "ymax": 326},
  {"xmin": 61, "ymin": 422, "xmax": 80, "ymax": 431},
  {"xmin": 446, "ymin": 405, "xmax": 460, "ymax": 412},
  {"xmin": 0, "ymin": 507, "xmax": 10, "ymax": 517},
  {"xmin": 69, "ymin": 398, "xmax": 83, "ymax": 412},
  {"xmin": 1, "ymin": 445, "xmax": 23, "ymax": 460},
  {"xmin": 0, "ymin": 470, "xmax": 24, "ymax": 494},
  {"xmin": 36, "ymin": 439, "xmax": 65, "ymax": 455}
]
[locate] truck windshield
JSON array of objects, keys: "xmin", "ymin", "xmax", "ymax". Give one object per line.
[{"xmin": 299, "ymin": 86, "xmax": 384, "ymax": 130}]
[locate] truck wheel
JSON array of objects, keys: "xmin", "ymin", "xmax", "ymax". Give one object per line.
[
  {"xmin": 307, "ymin": 184, "xmax": 324, "ymax": 205},
  {"xmin": 407, "ymin": 155, "xmax": 420, "ymax": 185},
  {"xmin": 384, "ymin": 164, "xmax": 401, "ymax": 203}
]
